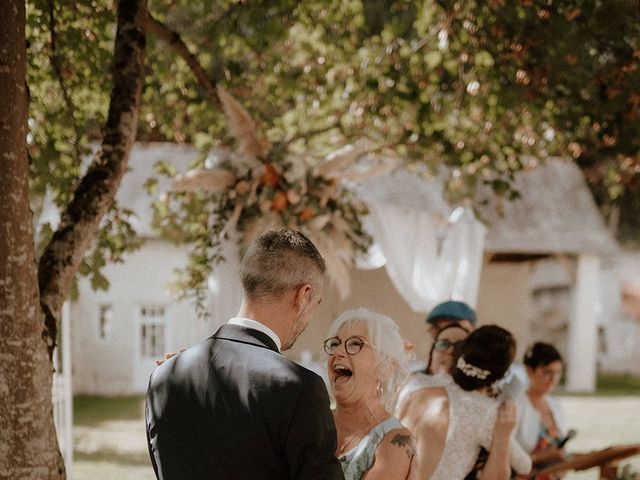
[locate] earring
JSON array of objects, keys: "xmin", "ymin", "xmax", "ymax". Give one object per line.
[{"xmin": 376, "ymin": 380, "xmax": 384, "ymax": 398}]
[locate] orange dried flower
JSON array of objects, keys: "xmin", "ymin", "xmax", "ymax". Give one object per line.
[
  {"xmin": 287, "ymin": 190, "xmax": 301, "ymax": 204},
  {"xmin": 299, "ymin": 206, "xmax": 316, "ymax": 221},
  {"xmin": 235, "ymin": 180, "xmax": 250, "ymax": 194},
  {"xmin": 261, "ymin": 164, "xmax": 280, "ymax": 187},
  {"xmin": 565, "ymin": 54, "xmax": 578, "ymax": 65},
  {"xmin": 271, "ymin": 191, "xmax": 288, "ymax": 212}
]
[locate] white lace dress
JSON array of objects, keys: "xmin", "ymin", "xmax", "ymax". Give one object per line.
[{"xmin": 429, "ymin": 382, "xmax": 532, "ymax": 480}]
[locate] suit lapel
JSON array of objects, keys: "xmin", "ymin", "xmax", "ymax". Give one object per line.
[{"xmin": 212, "ymin": 324, "xmax": 280, "ymax": 353}]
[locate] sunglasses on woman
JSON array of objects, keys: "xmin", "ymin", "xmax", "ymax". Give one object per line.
[
  {"xmin": 323, "ymin": 336, "xmax": 369, "ymax": 355},
  {"xmin": 433, "ymin": 339, "xmax": 465, "ymax": 351}
]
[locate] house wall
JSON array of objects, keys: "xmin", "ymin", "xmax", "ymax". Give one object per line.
[
  {"xmin": 598, "ymin": 250, "xmax": 640, "ymax": 375},
  {"xmin": 287, "ymin": 267, "xmax": 426, "ymax": 367},
  {"xmin": 511, "ymin": 252, "xmax": 640, "ymax": 377},
  {"xmin": 71, "ymin": 240, "xmax": 639, "ymax": 396},
  {"xmin": 287, "ymin": 259, "xmax": 533, "ymax": 370},
  {"xmin": 71, "ymin": 240, "xmax": 197, "ymax": 395},
  {"xmin": 475, "ymin": 261, "xmax": 533, "ymax": 362}
]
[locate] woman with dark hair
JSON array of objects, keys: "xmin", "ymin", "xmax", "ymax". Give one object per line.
[
  {"xmin": 426, "ymin": 323, "xmax": 470, "ymax": 375},
  {"xmin": 399, "ymin": 325, "xmax": 531, "ymax": 480},
  {"xmin": 396, "ymin": 324, "xmax": 470, "ymax": 411},
  {"xmin": 515, "ymin": 342, "xmax": 567, "ymax": 478}
]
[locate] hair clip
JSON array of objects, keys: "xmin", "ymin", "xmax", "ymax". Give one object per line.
[{"xmin": 456, "ymin": 357, "xmax": 491, "ymax": 380}]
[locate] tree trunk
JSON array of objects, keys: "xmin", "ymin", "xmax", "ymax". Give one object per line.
[
  {"xmin": 0, "ymin": 0, "xmax": 147, "ymax": 477},
  {"xmin": 0, "ymin": 0, "xmax": 65, "ymax": 477},
  {"xmin": 38, "ymin": 0, "xmax": 148, "ymax": 355}
]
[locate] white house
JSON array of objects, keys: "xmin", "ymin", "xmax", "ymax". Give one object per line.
[
  {"xmin": 66, "ymin": 143, "xmax": 638, "ymax": 396},
  {"xmin": 69, "ymin": 144, "xmax": 202, "ymax": 394}
]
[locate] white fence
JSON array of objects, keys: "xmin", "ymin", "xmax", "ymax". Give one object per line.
[{"xmin": 52, "ymin": 301, "xmax": 73, "ymax": 478}]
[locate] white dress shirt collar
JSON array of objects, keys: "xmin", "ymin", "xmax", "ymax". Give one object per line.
[{"xmin": 228, "ymin": 317, "xmax": 282, "ymax": 352}]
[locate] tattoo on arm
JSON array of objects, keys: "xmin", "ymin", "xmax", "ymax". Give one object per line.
[{"xmin": 391, "ymin": 433, "xmax": 416, "ymax": 460}]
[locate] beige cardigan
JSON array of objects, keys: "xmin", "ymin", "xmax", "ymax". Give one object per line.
[{"xmin": 514, "ymin": 393, "xmax": 567, "ymax": 453}]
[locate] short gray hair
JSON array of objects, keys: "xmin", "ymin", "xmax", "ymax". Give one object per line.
[
  {"xmin": 240, "ymin": 228, "xmax": 326, "ymax": 300},
  {"xmin": 326, "ymin": 308, "xmax": 409, "ymax": 412}
]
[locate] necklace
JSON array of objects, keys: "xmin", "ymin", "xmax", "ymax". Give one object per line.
[
  {"xmin": 336, "ymin": 407, "xmax": 383, "ymax": 456},
  {"xmin": 337, "ymin": 421, "xmax": 371, "ymax": 456}
]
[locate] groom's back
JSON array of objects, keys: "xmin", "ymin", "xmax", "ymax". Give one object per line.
[{"xmin": 145, "ymin": 326, "xmax": 338, "ymax": 480}]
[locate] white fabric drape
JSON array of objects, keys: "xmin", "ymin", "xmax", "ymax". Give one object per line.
[
  {"xmin": 367, "ymin": 203, "xmax": 485, "ymax": 312},
  {"xmin": 205, "ymin": 170, "xmax": 486, "ymax": 318},
  {"xmin": 360, "ymin": 170, "xmax": 486, "ymax": 313}
]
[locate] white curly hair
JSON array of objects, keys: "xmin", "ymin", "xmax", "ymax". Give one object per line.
[{"xmin": 325, "ymin": 307, "xmax": 409, "ymax": 412}]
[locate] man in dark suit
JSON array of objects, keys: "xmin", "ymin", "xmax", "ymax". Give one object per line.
[{"xmin": 145, "ymin": 228, "xmax": 344, "ymax": 480}]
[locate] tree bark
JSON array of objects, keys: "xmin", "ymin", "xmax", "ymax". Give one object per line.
[
  {"xmin": 38, "ymin": 0, "xmax": 148, "ymax": 355},
  {"xmin": 0, "ymin": 0, "xmax": 147, "ymax": 477},
  {"xmin": 144, "ymin": 14, "xmax": 220, "ymax": 108},
  {"xmin": 0, "ymin": 0, "xmax": 65, "ymax": 477}
]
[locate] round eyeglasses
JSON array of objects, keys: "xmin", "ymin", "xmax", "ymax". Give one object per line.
[
  {"xmin": 323, "ymin": 336, "xmax": 368, "ymax": 356},
  {"xmin": 433, "ymin": 339, "xmax": 465, "ymax": 351}
]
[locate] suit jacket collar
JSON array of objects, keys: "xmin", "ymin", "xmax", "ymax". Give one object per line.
[
  {"xmin": 228, "ymin": 317, "xmax": 282, "ymax": 351},
  {"xmin": 212, "ymin": 324, "xmax": 280, "ymax": 353}
]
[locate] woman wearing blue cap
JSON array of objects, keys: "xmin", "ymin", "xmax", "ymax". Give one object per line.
[{"xmin": 425, "ymin": 300, "xmax": 477, "ymax": 339}]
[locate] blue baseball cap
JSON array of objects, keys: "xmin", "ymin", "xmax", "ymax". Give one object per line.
[{"xmin": 426, "ymin": 300, "xmax": 477, "ymax": 325}]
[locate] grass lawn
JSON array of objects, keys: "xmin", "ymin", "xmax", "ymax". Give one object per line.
[
  {"xmin": 596, "ymin": 374, "xmax": 640, "ymax": 396},
  {"xmin": 73, "ymin": 396, "xmax": 154, "ymax": 480},
  {"xmin": 559, "ymin": 396, "xmax": 640, "ymax": 480},
  {"xmin": 555, "ymin": 374, "xmax": 640, "ymax": 479},
  {"xmin": 72, "ymin": 386, "xmax": 640, "ymax": 480}
]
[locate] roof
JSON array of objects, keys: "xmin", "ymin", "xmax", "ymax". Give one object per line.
[{"xmin": 478, "ymin": 158, "xmax": 617, "ymax": 254}]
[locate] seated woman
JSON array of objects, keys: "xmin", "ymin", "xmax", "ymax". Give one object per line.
[
  {"xmin": 515, "ymin": 342, "xmax": 567, "ymax": 478},
  {"xmin": 397, "ymin": 325, "xmax": 532, "ymax": 480},
  {"xmin": 324, "ymin": 308, "xmax": 416, "ymax": 480}
]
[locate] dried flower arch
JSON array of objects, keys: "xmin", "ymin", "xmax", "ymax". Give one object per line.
[{"xmin": 162, "ymin": 86, "xmax": 391, "ymax": 310}]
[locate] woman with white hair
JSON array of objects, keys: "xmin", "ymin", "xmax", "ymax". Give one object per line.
[{"xmin": 324, "ymin": 308, "xmax": 416, "ymax": 480}]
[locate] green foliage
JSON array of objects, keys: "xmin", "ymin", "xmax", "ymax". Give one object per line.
[
  {"xmin": 152, "ymin": 188, "xmax": 229, "ymax": 316},
  {"xmin": 78, "ymin": 203, "xmax": 144, "ymax": 292},
  {"xmin": 26, "ymin": 0, "xmax": 640, "ymax": 303},
  {"xmin": 141, "ymin": 0, "xmax": 565, "ymax": 198},
  {"xmin": 27, "ymin": 0, "xmax": 143, "ymax": 291},
  {"xmin": 27, "ymin": 0, "xmax": 113, "ymax": 201},
  {"xmin": 147, "ymin": 0, "xmax": 637, "ymax": 239},
  {"xmin": 444, "ymin": 0, "xmax": 640, "ymax": 235}
]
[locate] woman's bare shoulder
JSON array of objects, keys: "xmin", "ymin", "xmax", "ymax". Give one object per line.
[{"xmin": 363, "ymin": 427, "xmax": 415, "ymax": 480}]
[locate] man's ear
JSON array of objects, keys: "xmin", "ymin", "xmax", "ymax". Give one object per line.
[{"xmin": 293, "ymin": 284, "xmax": 313, "ymax": 314}]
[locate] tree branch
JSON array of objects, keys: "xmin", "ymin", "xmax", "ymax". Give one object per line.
[
  {"xmin": 143, "ymin": 13, "xmax": 220, "ymax": 108},
  {"xmin": 284, "ymin": 122, "xmax": 341, "ymax": 145},
  {"xmin": 38, "ymin": 0, "xmax": 148, "ymax": 356},
  {"xmin": 47, "ymin": 0, "xmax": 84, "ymax": 166}
]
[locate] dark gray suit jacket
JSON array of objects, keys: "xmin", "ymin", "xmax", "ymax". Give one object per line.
[{"xmin": 145, "ymin": 324, "xmax": 344, "ymax": 480}]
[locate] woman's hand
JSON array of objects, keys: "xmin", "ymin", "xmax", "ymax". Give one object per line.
[
  {"xmin": 477, "ymin": 400, "xmax": 518, "ymax": 480},
  {"xmin": 494, "ymin": 400, "xmax": 517, "ymax": 440},
  {"xmin": 155, "ymin": 350, "xmax": 182, "ymax": 366},
  {"xmin": 532, "ymin": 445, "xmax": 565, "ymax": 466}
]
